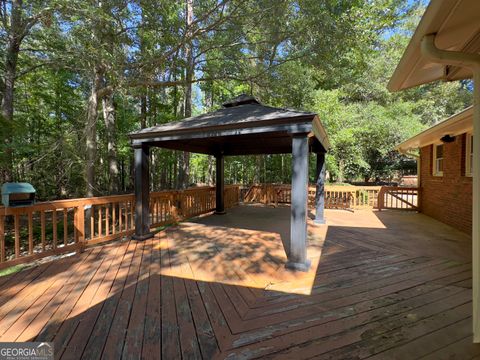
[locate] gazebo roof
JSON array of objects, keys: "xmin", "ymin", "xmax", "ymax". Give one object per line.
[{"xmin": 129, "ymin": 95, "xmax": 329, "ymax": 155}]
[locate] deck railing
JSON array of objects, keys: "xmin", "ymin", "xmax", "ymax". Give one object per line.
[
  {"xmin": 0, "ymin": 185, "xmax": 240, "ymax": 269},
  {"xmin": 243, "ymin": 184, "xmax": 419, "ymax": 211},
  {"xmin": 0, "ymin": 183, "xmax": 417, "ymax": 270},
  {"xmin": 377, "ymin": 186, "xmax": 419, "ymax": 211}
]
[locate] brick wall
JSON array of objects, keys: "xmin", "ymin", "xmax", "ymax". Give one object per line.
[{"xmin": 420, "ymin": 133, "xmax": 472, "ymax": 233}]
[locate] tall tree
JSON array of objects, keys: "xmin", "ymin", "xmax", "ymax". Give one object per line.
[
  {"xmin": 102, "ymin": 84, "xmax": 119, "ymax": 193},
  {"xmin": 178, "ymin": 0, "xmax": 194, "ymax": 189},
  {"xmin": 0, "ymin": 0, "xmax": 53, "ymax": 182}
]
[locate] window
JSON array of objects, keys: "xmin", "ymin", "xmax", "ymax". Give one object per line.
[
  {"xmin": 433, "ymin": 143, "xmax": 444, "ymax": 176},
  {"xmin": 466, "ymin": 133, "xmax": 473, "ymax": 177}
]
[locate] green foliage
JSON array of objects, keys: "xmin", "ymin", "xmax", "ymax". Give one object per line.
[
  {"xmin": 310, "ymin": 89, "xmax": 426, "ymax": 181},
  {"xmin": 0, "ymin": 0, "xmax": 473, "ymax": 198}
]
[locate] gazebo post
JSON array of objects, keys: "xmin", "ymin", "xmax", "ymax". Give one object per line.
[
  {"xmin": 286, "ymin": 133, "xmax": 311, "ymax": 272},
  {"xmin": 215, "ymin": 152, "xmax": 226, "ymax": 215},
  {"xmin": 314, "ymin": 152, "xmax": 326, "ymax": 224},
  {"xmin": 133, "ymin": 143, "xmax": 153, "ymax": 240}
]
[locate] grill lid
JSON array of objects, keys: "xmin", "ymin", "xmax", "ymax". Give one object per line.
[{"xmin": 1, "ymin": 182, "xmax": 36, "ymax": 195}]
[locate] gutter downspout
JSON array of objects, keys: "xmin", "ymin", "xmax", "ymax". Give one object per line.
[{"xmin": 421, "ymin": 33, "xmax": 480, "ymax": 343}]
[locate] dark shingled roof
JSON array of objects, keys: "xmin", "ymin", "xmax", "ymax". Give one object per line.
[
  {"xmin": 129, "ymin": 94, "xmax": 329, "ymax": 155},
  {"xmin": 130, "ymin": 96, "xmax": 315, "ymax": 137}
]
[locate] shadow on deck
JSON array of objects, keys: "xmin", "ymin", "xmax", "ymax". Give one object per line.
[{"xmin": 0, "ymin": 204, "xmax": 477, "ymax": 359}]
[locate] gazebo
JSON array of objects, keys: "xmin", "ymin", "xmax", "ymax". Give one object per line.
[{"xmin": 128, "ymin": 95, "xmax": 329, "ymax": 271}]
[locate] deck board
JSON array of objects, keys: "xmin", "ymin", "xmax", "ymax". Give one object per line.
[
  {"xmin": 0, "ymin": 206, "xmax": 475, "ymax": 359},
  {"xmin": 81, "ymin": 240, "xmax": 138, "ymax": 360}
]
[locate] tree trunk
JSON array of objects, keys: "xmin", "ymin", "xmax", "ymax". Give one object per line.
[
  {"xmin": 160, "ymin": 151, "xmax": 167, "ymax": 189},
  {"xmin": 337, "ymin": 159, "xmax": 345, "ymax": 183},
  {"xmin": 254, "ymin": 155, "xmax": 262, "ymax": 184},
  {"xmin": 140, "ymin": 94, "xmax": 147, "ymax": 129},
  {"xmin": 102, "ymin": 88, "xmax": 119, "ymax": 193},
  {"xmin": 0, "ymin": 0, "xmax": 23, "ymax": 183},
  {"xmin": 120, "ymin": 158, "xmax": 125, "ymax": 192},
  {"xmin": 207, "ymin": 156, "xmax": 214, "ymax": 185},
  {"xmin": 177, "ymin": 0, "xmax": 194, "ymax": 190},
  {"xmin": 173, "ymin": 152, "xmax": 178, "ymax": 189},
  {"xmin": 85, "ymin": 67, "xmax": 102, "ymax": 197}
]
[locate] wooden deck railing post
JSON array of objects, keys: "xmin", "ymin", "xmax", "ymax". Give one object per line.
[
  {"xmin": 75, "ymin": 205, "xmax": 86, "ymax": 252},
  {"xmin": 171, "ymin": 193, "xmax": 180, "ymax": 222},
  {"xmin": 377, "ymin": 187, "xmax": 385, "ymax": 210}
]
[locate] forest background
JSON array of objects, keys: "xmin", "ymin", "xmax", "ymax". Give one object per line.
[{"xmin": 0, "ymin": 0, "xmax": 472, "ymax": 200}]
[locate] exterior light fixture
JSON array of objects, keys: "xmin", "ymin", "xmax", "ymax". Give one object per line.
[{"xmin": 440, "ymin": 134, "xmax": 455, "ymax": 143}]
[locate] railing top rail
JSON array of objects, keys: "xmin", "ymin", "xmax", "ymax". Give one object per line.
[
  {"xmin": 0, "ymin": 194, "xmax": 136, "ymax": 215},
  {"xmin": 0, "ymin": 185, "xmax": 242, "ymax": 215},
  {"xmin": 382, "ymin": 186, "xmax": 419, "ymax": 191}
]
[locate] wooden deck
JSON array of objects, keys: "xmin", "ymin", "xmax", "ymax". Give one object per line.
[{"xmin": 0, "ymin": 204, "xmax": 478, "ymax": 359}]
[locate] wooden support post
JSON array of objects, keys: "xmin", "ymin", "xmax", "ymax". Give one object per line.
[
  {"xmin": 215, "ymin": 152, "xmax": 226, "ymax": 215},
  {"xmin": 314, "ymin": 152, "xmax": 326, "ymax": 224},
  {"xmin": 75, "ymin": 205, "xmax": 85, "ymax": 252},
  {"xmin": 286, "ymin": 133, "xmax": 310, "ymax": 272},
  {"xmin": 133, "ymin": 143, "xmax": 154, "ymax": 240}
]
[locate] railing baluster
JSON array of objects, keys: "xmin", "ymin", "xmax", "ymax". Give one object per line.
[
  {"xmin": 98, "ymin": 207, "xmax": 102, "ymax": 237},
  {"xmin": 63, "ymin": 208, "xmax": 68, "ymax": 245},
  {"xmin": 119, "ymin": 202, "xmax": 123, "ymax": 232},
  {"xmin": 112, "ymin": 203, "xmax": 116, "ymax": 235},
  {"xmin": 41, "ymin": 210, "xmax": 46, "ymax": 250},
  {"xmin": 124, "ymin": 201, "xmax": 128, "ymax": 230},
  {"xmin": 130, "ymin": 201, "xmax": 134, "ymax": 229},
  {"xmin": 14, "ymin": 214, "xmax": 20, "ymax": 258},
  {"xmin": 52, "ymin": 210, "xmax": 57, "ymax": 249},
  {"xmin": 125, "ymin": 202, "xmax": 129, "ymax": 230},
  {"xmin": 90, "ymin": 208, "xmax": 95, "ymax": 239},
  {"xmin": 28, "ymin": 211, "xmax": 33, "ymax": 254},
  {"xmin": 105, "ymin": 206, "xmax": 109, "ymax": 236}
]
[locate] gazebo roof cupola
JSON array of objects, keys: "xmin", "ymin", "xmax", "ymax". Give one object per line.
[{"xmin": 222, "ymin": 94, "xmax": 260, "ymax": 107}]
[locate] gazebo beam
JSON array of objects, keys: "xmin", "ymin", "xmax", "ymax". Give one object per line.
[
  {"xmin": 215, "ymin": 152, "xmax": 226, "ymax": 215},
  {"xmin": 133, "ymin": 143, "xmax": 153, "ymax": 240},
  {"xmin": 286, "ymin": 133, "xmax": 311, "ymax": 272},
  {"xmin": 314, "ymin": 152, "xmax": 326, "ymax": 224}
]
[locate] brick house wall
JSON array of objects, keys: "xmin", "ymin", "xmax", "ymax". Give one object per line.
[{"xmin": 420, "ymin": 133, "xmax": 472, "ymax": 233}]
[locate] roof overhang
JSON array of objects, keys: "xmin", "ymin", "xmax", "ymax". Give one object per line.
[
  {"xmin": 388, "ymin": 0, "xmax": 480, "ymax": 92},
  {"xmin": 396, "ymin": 106, "xmax": 472, "ymax": 152}
]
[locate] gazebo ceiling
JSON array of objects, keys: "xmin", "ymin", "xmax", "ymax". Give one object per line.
[{"xmin": 129, "ymin": 95, "xmax": 329, "ymax": 155}]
